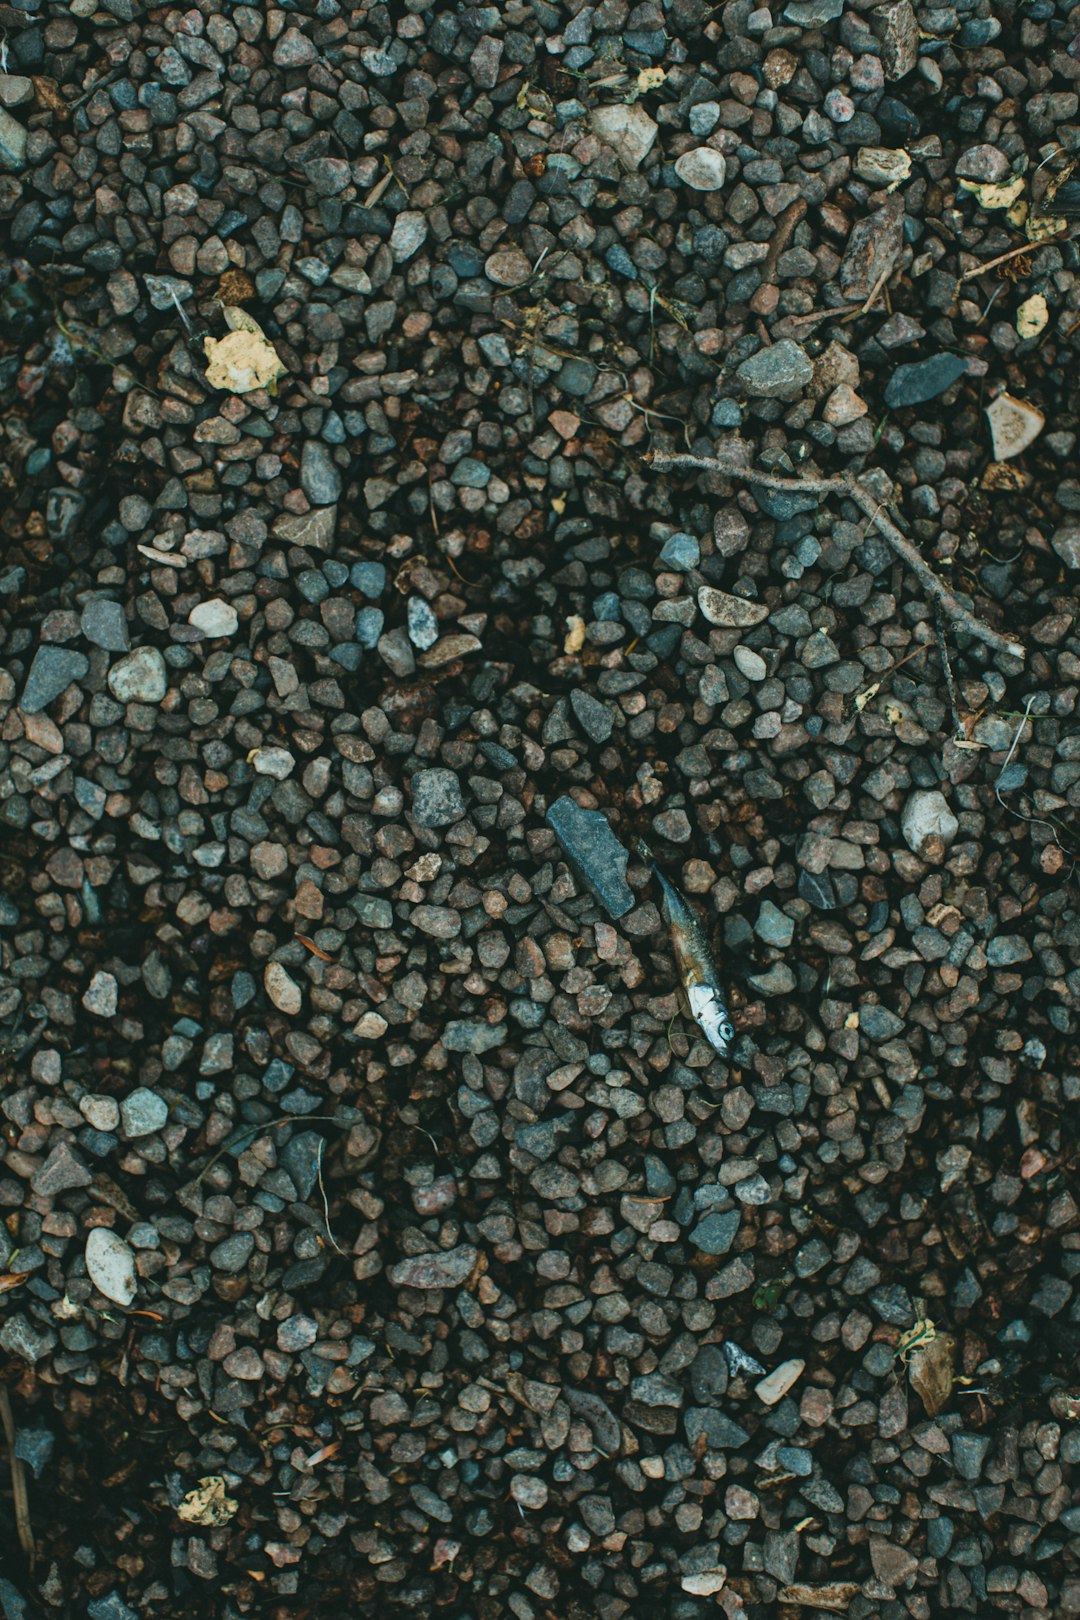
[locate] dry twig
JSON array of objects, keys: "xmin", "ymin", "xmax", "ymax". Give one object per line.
[
  {"xmin": 646, "ymin": 451, "xmax": 1025, "ymax": 662},
  {"xmin": 0, "ymin": 1384, "xmax": 35, "ymax": 1568}
]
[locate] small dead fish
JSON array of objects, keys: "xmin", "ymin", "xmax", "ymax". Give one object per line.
[{"xmin": 638, "ymin": 840, "xmax": 733, "ymax": 1059}]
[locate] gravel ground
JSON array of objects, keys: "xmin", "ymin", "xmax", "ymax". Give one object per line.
[{"xmin": 2, "ymin": 0, "xmax": 1080, "ymax": 1616}]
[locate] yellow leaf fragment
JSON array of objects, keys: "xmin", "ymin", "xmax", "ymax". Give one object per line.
[
  {"xmin": 908, "ymin": 1331, "xmax": 957, "ymax": 1417},
  {"xmin": 854, "ymin": 682, "xmax": 880, "ymax": 712},
  {"xmin": 204, "ymin": 306, "xmax": 287, "ymax": 395},
  {"xmin": 177, "ymin": 1475, "xmax": 238, "ymax": 1526},
  {"xmin": 1016, "ymin": 294, "xmax": 1048, "ymax": 339},
  {"xmin": 778, "ymin": 1583, "xmax": 860, "ymax": 1613},
  {"xmin": 636, "ymin": 66, "xmax": 666, "ymax": 92},
  {"xmin": 1026, "ymin": 212, "xmax": 1067, "ymax": 243},
  {"xmin": 958, "ymin": 175, "xmax": 1024, "ymax": 211}
]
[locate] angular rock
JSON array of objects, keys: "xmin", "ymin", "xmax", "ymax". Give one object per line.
[
  {"xmin": 839, "ymin": 197, "xmax": 904, "ymax": 301},
  {"xmin": 411, "ymin": 768, "xmax": 466, "ymax": 827},
  {"xmin": 901, "ymin": 789, "xmax": 959, "ymax": 857},
  {"xmin": 674, "ymin": 148, "xmax": 727, "ymax": 191},
  {"xmin": 21, "ymin": 647, "xmax": 89, "ymax": 713},
  {"xmin": 755, "ymin": 1359, "xmax": 805, "ymax": 1405},
  {"xmin": 300, "ymin": 441, "xmax": 342, "ymax": 505},
  {"xmin": 885, "ymin": 354, "xmax": 968, "ymax": 409},
  {"xmin": 120, "ymin": 1088, "xmax": 168, "ymax": 1137},
  {"xmin": 188, "ymin": 599, "xmax": 238, "ymax": 637},
  {"xmin": 736, "ymin": 340, "xmax": 813, "ymax": 400},
  {"xmin": 388, "ymin": 1246, "xmax": 478, "ymax": 1289},
  {"xmin": 0, "ymin": 107, "xmax": 27, "ymax": 172},
  {"xmin": 985, "ymin": 394, "xmax": 1044, "ymax": 461},
  {"xmin": 546, "ymin": 797, "xmax": 634, "ymax": 919},
  {"xmin": 81, "ymin": 599, "xmax": 129, "ymax": 652},
  {"xmin": 107, "ymin": 647, "xmax": 168, "ymax": 704},
  {"xmin": 265, "ymin": 961, "xmax": 303, "ymax": 1014},
  {"xmin": 869, "ymin": 0, "xmax": 918, "ymax": 78},
  {"xmin": 590, "ymin": 104, "xmax": 659, "ymax": 170},
  {"xmin": 272, "ymin": 506, "xmax": 337, "ymax": 551}
]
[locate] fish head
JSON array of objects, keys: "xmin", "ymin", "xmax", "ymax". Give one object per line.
[{"xmin": 687, "ymin": 984, "xmax": 734, "ymax": 1059}]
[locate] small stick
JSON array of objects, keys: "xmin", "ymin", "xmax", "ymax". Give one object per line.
[
  {"xmin": 934, "ymin": 600, "xmax": 963, "ymax": 736},
  {"xmin": 959, "ymin": 233, "xmax": 1065, "ymax": 283},
  {"xmin": 646, "ymin": 451, "xmax": 1026, "ymax": 662},
  {"xmin": 316, "ymin": 1138, "xmax": 346, "ymax": 1256},
  {"xmin": 0, "ymin": 1385, "xmax": 35, "ymax": 1567}
]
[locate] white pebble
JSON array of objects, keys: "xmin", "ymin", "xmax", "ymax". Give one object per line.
[
  {"xmin": 83, "ymin": 970, "xmax": 118, "ymax": 1017},
  {"xmin": 189, "ymin": 598, "xmax": 239, "ymax": 637},
  {"xmin": 674, "ymin": 147, "xmax": 727, "ymax": 190},
  {"xmin": 733, "ymin": 644, "xmax": 767, "ymax": 681},
  {"xmin": 755, "ymin": 1357, "xmax": 805, "ymax": 1405},
  {"xmin": 85, "ymin": 1228, "xmax": 137, "ymax": 1307},
  {"xmin": 265, "ymin": 961, "xmax": 302, "ymax": 1014}
]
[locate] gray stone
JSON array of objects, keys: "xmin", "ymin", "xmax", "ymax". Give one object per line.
[
  {"xmin": 210, "ymin": 1233, "xmax": 255, "ymax": 1273},
  {"xmin": 31, "ymin": 1142, "xmax": 92, "ymax": 1196},
  {"xmin": 108, "ymin": 646, "xmax": 168, "ymax": 704},
  {"xmin": 784, "ymin": 0, "xmax": 842, "ymax": 19},
  {"xmin": 755, "ymin": 901, "xmax": 794, "ymax": 948},
  {"xmin": 736, "ymin": 340, "xmax": 813, "ymax": 400},
  {"xmin": 281, "ymin": 1131, "xmax": 324, "ymax": 1200},
  {"xmin": 120, "ymin": 1087, "xmax": 168, "ymax": 1137},
  {"xmin": 87, "ymin": 1594, "xmax": 139, "ymax": 1620},
  {"xmin": 0, "ymin": 107, "xmax": 28, "ymax": 172},
  {"xmin": 885, "ymin": 354, "xmax": 968, "ymax": 409},
  {"xmin": 951, "ymin": 1431, "xmax": 991, "ymax": 1480},
  {"xmin": 985, "ymin": 935, "xmax": 1032, "ymax": 966},
  {"xmin": 546, "ymin": 797, "xmax": 634, "ymax": 919},
  {"xmin": 300, "ymin": 441, "xmax": 342, "ymax": 506},
  {"xmin": 21, "ymin": 647, "xmax": 89, "ymax": 713},
  {"xmin": 860, "ymin": 1004, "xmax": 905, "ymax": 1039},
  {"xmin": 388, "ymin": 1245, "xmax": 478, "ymax": 1289},
  {"xmin": 0, "ymin": 1314, "xmax": 57, "ymax": 1364},
  {"xmin": 1052, "ymin": 521, "xmax": 1080, "ymax": 570},
  {"xmin": 901, "ymin": 789, "xmax": 959, "ymax": 856},
  {"xmin": 443, "ymin": 1021, "xmax": 507, "ymax": 1053},
  {"xmin": 956, "ymin": 145, "xmax": 1010, "ymax": 184},
  {"xmin": 690, "ymin": 1345, "xmax": 729, "ymax": 1404},
  {"xmin": 570, "ymin": 689, "xmax": 614, "ymax": 743},
  {"xmin": 869, "ymin": 1537, "xmax": 918, "ymax": 1588},
  {"xmin": 411, "ymin": 768, "xmax": 466, "ymax": 827},
  {"xmin": 659, "ymin": 533, "xmax": 699, "ymax": 570},
  {"xmin": 798, "ymin": 868, "xmax": 837, "ymax": 910},
  {"xmin": 407, "ymin": 596, "xmax": 439, "ymax": 650},
  {"xmin": 272, "ymin": 506, "xmax": 337, "ymax": 550},
  {"xmin": 589, "ymin": 103, "xmax": 658, "ymax": 170},
  {"xmin": 83, "ymin": 971, "xmax": 118, "ymax": 1017},
  {"xmin": 870, "ymin": 0, "xmax": 918, "ymax": 77},
  {"xmin": 684, "ymin": 1408, "xmax": 750, "ymax": 1449},
  {"xmin": 390, "ymin": 210, "xmax": 428, "ymax": 262},
  {"xmin": 689, "ymin": 1210, "xmax": 741, "ymax": 1254},
  {"xmin": 81, "ymin": 599, "xmax": 129, "ymax": 651}
]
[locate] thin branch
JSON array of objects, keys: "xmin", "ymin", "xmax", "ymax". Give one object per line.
[
  {"xmin": 0, "ymin": 1384, "xmax": 35, "ymax": 1568},
  {"xmin": 959, "ymin": 232, "xmax": 1065, "ymax": 282},
  {"xmin": 646, "ymin": 451, "xmax": 1025, "ymax": 662},
  {"xmin": 934, "ymin": 600, "xmax": 963, "ymax": 736}
]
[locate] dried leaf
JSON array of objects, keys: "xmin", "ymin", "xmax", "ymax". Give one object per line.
[
  {"xmin": 777, "ymin": 1583, "xmax": 859, "ymax": 1613},
  {"xmin": 32, "ymin": 77, "xmax": 70, "ymax": 119},
  {"xmin": 216, "ymin": 269, "xmax": 256, "ymax": 305},
  {"xmin": 1026, "ymin": 213, "xmax": 1067, "ymax": 243},
  {"xmin": 204, "ymin": 307, "xmax": 287, "ymax": 395},
  {"xmin": 564, "ymin": 615, "xmax": 586, "ymax": 655},
  {"xmin": 177, "ymin": 1475, "xmax": 238, "ymax": 1526},
  {"xmin": 1016, "ymin": 294, "xmax": 1048, "ymax": 338},
  {"xmin": 958, "ymin": 175, "xmax": 1024, "ymax": 211},
  {"xmin": 908, "ymin": 1331, "xmax": 956, "ymax": 1417},
  {"xmin": 854, "ymin": 682, "xmax": 880, "ymax": 712},
  {"xmin": 636, "ymin": 66, "xmax": 666, "ymax": 92}
]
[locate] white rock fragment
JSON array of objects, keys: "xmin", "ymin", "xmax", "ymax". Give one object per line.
[
  {"xmin": 589, "ymin": 103, "xmax": 659, "ymax": 170},
  {"xmin": 83, "ymin": 970, "xmax": 118, "ymax": 1018},
  {"xmin": 1016, "ymin": 294, "xmax": 1048, "ymax": 339},
  {"xmin": 755, "ymin": 1357, "xmax": 805, "ymax": 1405},
  {"xmin": 698, "ymin": 586, "xmax": 769, "ymax": 629},
  {"xmin": 107, "ymin": 646, "xmax": 168, "ymax": 705},
  {"xmin": 249, "ymin": 746, "xmax": 295, "ymax": 779},
  {"xmin": 188, "ymin": 598, "xmax": 239, "ymax": 637},
  {"xmin": 674, "ymin": 147, "xmax": 727, "ymax": 191},
  {"xmin": 354, "ymin": 1011, "xmax": 389, "ymax": 1039},
  {"xmin": 854, "ymin": 147, "xmax": 911, "ymax": 188},
  {"xmin": 80, "ymin": 1095, "xmax": 120, "ymax": 1132},
  {"xmin": 823, "ymin": 383, "xmax": 869, "ymax": 427},
  {"xmin": 985, "ymin": 393, "xmax": 1045, "ymax": 462},
  {"xmin": 85, "ymin": 1228, "xmax": 137, "ymax": 1307},
  {"xmin": 265, "ymin": 961, "xmax": 302, "ymax": 1014},
  {"xmin": 901, "ymin": 789, "xmax": 959, "ymax": 858},
  {"xmin": 681, "ymin": 1571, "xmax": 727, "ymax": 1596},
  {"xmin": 733, "ymin": 645, "xmax": 767, "ymax": 681}
]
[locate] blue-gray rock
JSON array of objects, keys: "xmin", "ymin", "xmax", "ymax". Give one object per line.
[
  {"xmin": 281, "ymin": 1130, "xmax": 324, "ymax": 1199},
  {"xmin": 860, "ymin": 1004, "xmax": 905, "ymax": 1040},
  {"xmin": 411, "ymin": 768, "xmax": 466, "ymax": 827},
  {"xmin": 755, "ymin": 900, "xmax": 794, "ymax": 948},
  {"xmin": 0, "ymin": 1313, "xmax": 56, "ymax": 1363},
  {"xmin": 684, "ymin": 1408, "xmax": 750, "ymax": 1449},
  {"xmin": 120, "ymin": 1088, "xmax": 168, "ymax": 1137},
  {"xmin": 885, "ymin": 354, "xmax": 968, "ymax": 409},
  {"xmin": 0, "ymin": 1577, "xmax": 29, "ymax": 1620},
  {"xmin": 546, "ymin": 796, "xmax": 634, "ymax": 919},
  {"xmin": 81, "ymin": 599, "xmax": 129, "ymax": 651},
  {"xmin": 690, "ymin": 1345, "xmax": 729, "ymax": 1404},
  {"xmin": 351, "ymin": 561, "xmax": 387, "ymax": 595},
  {"xmin": 689, "ymin": 1209, "xmax": 741, "ymax": 1254},
  {"xmin": 210, "ymin": 1232, "xmax": 255, "ymax": 1273},
  {"xmin": 88, "ymin": 1594, "xmax": 139, "ymax": 1620},
  {"xmin": 300, "ymin": 441, "xmax": 342, "ymax": 505},
  {"xmin": 985, "ymin": 935, "xmax": 1032, "ymax": 966},
  {"xmin": 14, "ymin": 1428, "xmax": 53, "ymax": 1478},
  {"xmin": 407, "ymin": 596, "xmax": 439, "ymax": 650},
  {"xmin": 951, "ymin": 1432, "xmax": 991, "ymax": 1480},
  {"xmin": 45, "ymin": 487, "xmax": 85, "ymax": 541},
  {"xmin": 21, "ymin": 646, "xmax": 89, "ymax": 713},
  {"xmin": 443, "ymin": 1021, "xmax": 507, "ymax": 1053},
  {"xmin": 785, "ymin": 0, "xmax": 842, "ymax": 19},
  {"xmin": 570, "ymin": 689, "xmax": 614, "ymax": 743},
  {"xmin": 798, "ymin": 868, "xmax": 836, "ymax": 910},
  {"xmin": 0, "ymin": 108, "xmax": 28, "ymax": 172},
  {"xmin": 659, "ymin": 532, "xmax": 700, "ymax": 571},
  {"xmin": 736, "ymin": 339, "xmax": 813, "ymax": 400}
]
